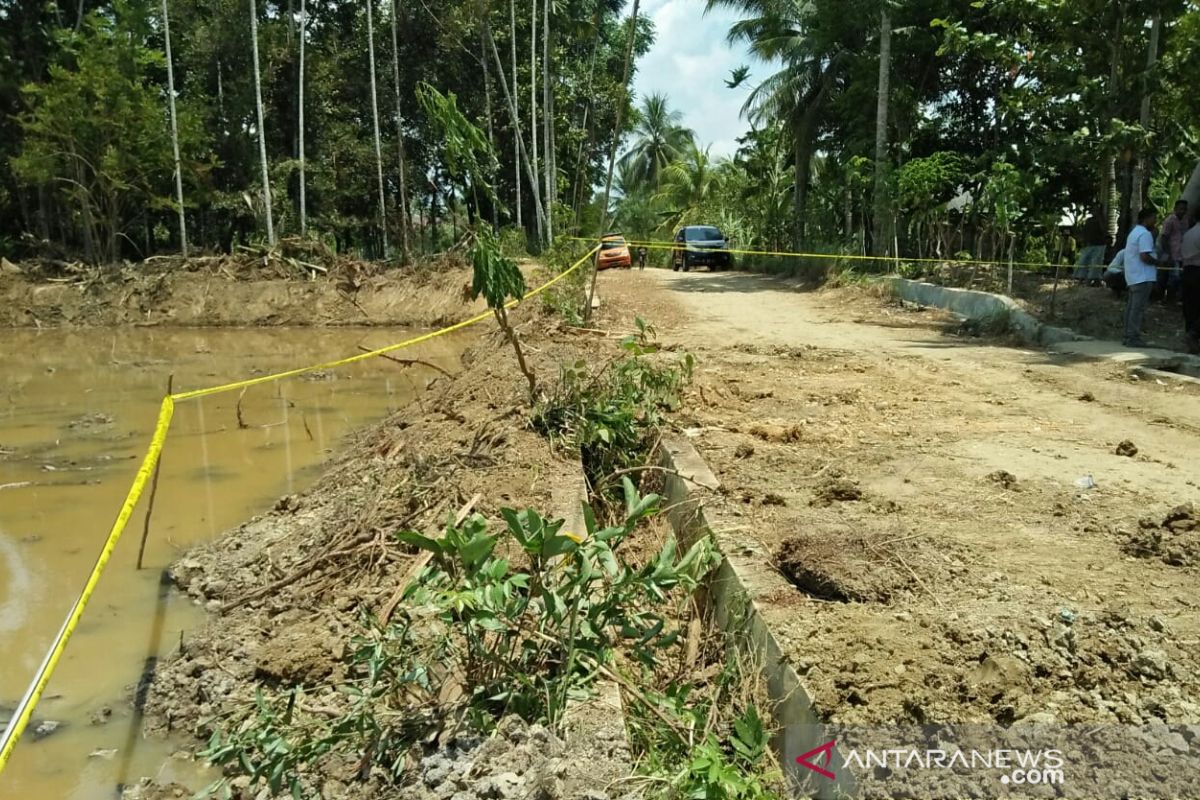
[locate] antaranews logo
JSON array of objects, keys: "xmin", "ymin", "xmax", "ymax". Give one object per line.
[{"xmin": 796, "ymin": 740, "xmax": 1066, "ymax": 788}]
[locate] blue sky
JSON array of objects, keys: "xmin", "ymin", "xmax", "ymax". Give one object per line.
[{"xmin": 628, "ymin": 0, "xmax": 762, "ymax": 159}]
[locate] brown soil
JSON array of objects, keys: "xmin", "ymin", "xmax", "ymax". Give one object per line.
[
  {"xmin": 131, "ymin": 270, "xmax": 661, "ymax": 799},
  {"xmin": 0, "ymin": 252, "xmax": 481, "ymax": 328},
  {"xmin": 602, "ymin": 269, "xmax": 1200, "ymax": 735}
]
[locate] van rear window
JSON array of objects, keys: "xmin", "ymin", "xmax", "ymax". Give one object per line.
[{"xmin": 601, "ymin": 239, "xmax": 626, "ymax": 250}]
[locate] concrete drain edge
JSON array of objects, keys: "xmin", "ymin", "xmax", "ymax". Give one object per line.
[{"xmin": 658, "ymin": 433, "xmax": 852, "ymax": 800}]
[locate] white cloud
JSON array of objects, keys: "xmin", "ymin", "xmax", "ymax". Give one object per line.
[{"xmin": 627, "ymin": 0, "xmax": 762, "ymax": 159}]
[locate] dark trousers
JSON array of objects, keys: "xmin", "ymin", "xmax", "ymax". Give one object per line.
[
  {"xmin": 1124, "ymin": 281, "xmax": 1154, "ymax": 346},
  {"xmin": 1183, "ymin": 266, "xmax": 1200, "ymax": 340}
]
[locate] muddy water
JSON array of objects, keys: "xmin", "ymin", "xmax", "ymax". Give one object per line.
[{"xmin": 0, "ymin": 327, "xmax": 466, "ymax": 800}]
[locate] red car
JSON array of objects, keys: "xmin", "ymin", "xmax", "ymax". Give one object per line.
[{"xmin": 597, "ymin": 233, "xmax": 632, "ymax": 270}]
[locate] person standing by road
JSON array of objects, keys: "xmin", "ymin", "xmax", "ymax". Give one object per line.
[
  {"xmin": 1123, "ymin": 208, "xmax": 1160, "ymax": 348},
  {"xmin": 637, "ymin": 246, "xmax": 647, "ymax": 270},
  {"xmin": 1159, "ymin": 199, "xmax": 1189, "ymax": 301},
  {"xmin": 1074, "ymin": 208, "xmax": 1109, "ymax": 284},
  {"xmin": 1181, "ymin": 214, "xmax": 1200, "ymax": 353}
]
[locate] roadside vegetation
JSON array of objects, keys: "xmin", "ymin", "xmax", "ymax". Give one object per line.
[{"xmin": 198, "ymin": 483, "xmax": 716, "ymax": 798}]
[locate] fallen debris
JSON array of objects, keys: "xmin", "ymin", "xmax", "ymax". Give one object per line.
[{"xmin": 986, "ymin": 470, "xmax": 1019, "ymax": 490}]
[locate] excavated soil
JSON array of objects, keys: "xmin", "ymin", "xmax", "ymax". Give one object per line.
[
  {"xmin": 127, "ymin": 275, "xmax": 654, "ymax": 799},
  {"xmin": 599, "ymin": 270, "xmax": 1200, "ymax": 741},
  {"xmin": 0, "ymin": 252, "xmax": 480, "ymax": 328}
]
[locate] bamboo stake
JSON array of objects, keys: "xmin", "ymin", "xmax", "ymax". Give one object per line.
[{"xmin": 136, "ymin": 375, "xmax": 173, "ymax": 570}]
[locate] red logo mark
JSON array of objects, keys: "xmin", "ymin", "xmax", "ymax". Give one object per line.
[{"xmin": 796, "ymin": 740, "xmax": 837, "ymax": 779}]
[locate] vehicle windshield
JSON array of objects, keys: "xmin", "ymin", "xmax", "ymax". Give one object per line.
[
  {"xmin": 685, "ymin": 227, "xmax": 723, "ymax": 242},
  {"xmin": 601, "ymin": 238, "xmax": 626, "ymax": 250}
]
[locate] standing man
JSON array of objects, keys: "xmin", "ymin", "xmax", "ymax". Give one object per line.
[
  {"xmin": 1123, "ymin": 207, "xmax": 1159, "ymax": 348},
  {"xmin": 1074, "ymin": 208, "xmax": 1110, "ymax": 284},
  {"xmin": 1158, "ymin": 199, "xmax": 1189, "ymax": 301},
  {"xmin": 637, "ymin": 246, "xmax": 647, "ymax": 270},
  {"xmin": 1182, "ymin": 214, "xmax": 1200, "ymax": 353}
]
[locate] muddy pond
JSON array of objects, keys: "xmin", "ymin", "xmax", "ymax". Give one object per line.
[{"xmin": 0, "ymin": 326, "xmax": 466, "ymax": 799}]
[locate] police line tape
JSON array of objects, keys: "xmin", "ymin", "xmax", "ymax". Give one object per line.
[
  {"xmin": 0, "ymin": 246, "xmax": 599, "ymax": 774},
  {"xmin": 571, "ymin": 236, "xmax": 1085, "ymax": 275}
]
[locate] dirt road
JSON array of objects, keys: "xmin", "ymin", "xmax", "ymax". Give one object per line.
[{"xmin": 603, "ymin": 267, "xmax": 1200, "ymax": 732}]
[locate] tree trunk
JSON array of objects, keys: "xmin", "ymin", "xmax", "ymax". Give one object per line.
[
  {"xmin": 529, "ymin": 0, "xmax": 543, "ymax": 246},
  {"xmin": 572, "ymin": 12, "xmax": 602, "ymax": 232},
  {"xmin": 871, "ymin": 5, "xmax": 891, "ymax": 258},
  {"xmin": 510, "ymin": 0, "xmax": 522, "ymax": 231},
  {"xmin": 596, "ymin": 0, "xmax": 640, "ymax": 234},
  {"xmin": 587, "ymin": 0, "xmax": 639, "ymax": 322},
  {"xmin": 1130, "ymin": 11, "xmax": 1161, "ymax": 217},
  {"xmin": 249, "ymin": 0, "xmax": 275, "ymax": 245},
  {"xmin": 217, "ymin": 57, "xmax": 225, "ymax": 119},
  {"xmin": 390, "ymin": 0, "xmax": 412, "ymax": 261},
  {"xmin": 1103, "ymin": 2, "xmax": 1123, "ymax": 241},
  {"xmin": 484, "ymin": 22, "xmax": 546, "ymax": 241},
  {"xmin": 542, "ymin": 0, "xmax": 553, "ymax": 241},
  {"xmin": 162, "ymin": 0, "xmax": 188, "ymax": 257},
  {"xmin": 792, "ymin": 118, "xmax": 818, "ymax": 249},
  {"xmin": 366, "ymin": 0, "xmax": 389, "ymax": 257},
  {"xmin": 481, "ymin": 29, "xmax": 497, "ymax": 227},
  {"xmin": 298, "ymin": 0, "xmax": 307, "ymax": 236},
  {"xmin": 1183, "ymin": 159, "xmax": 1200, "ymax": 210}
]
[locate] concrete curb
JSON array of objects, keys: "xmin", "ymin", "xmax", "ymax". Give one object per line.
[
  {"xmin": 886, "ymin": 277, "xmax": 1200, "ymax": 383},
  {"xmin": 657, "ymin": 434, "xmax": 852, "ymax": 800},
  {"xmin": 886, "ymin": 277, "xmax": 1082, "ymax": 347}
]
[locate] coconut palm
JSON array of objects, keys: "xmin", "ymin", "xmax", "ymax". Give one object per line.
[
  {"xmin": 707, "ymin": 0, "xmax": 856, "ymax": 247},
  {"xmin": 619, "ymin": 93, "xmax": 695, "ymax": 188},
  {"xmin": 655, "ymin": 142, "xmax": 718, "ymax": 222}
]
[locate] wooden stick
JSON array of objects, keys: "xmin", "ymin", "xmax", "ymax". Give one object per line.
[
  {"xmin": 137, "ymin": 375, "xmax": 173, "ymax": 570},
  {"xmin": 236, "ymin": 386, "xmax": 249, "ymax": 429},
  {"xmin": 379, "ymin": 493, "xmax": 482, "ymax": 625},
  {"xmin": 356, "ymin": 345, "xmax": 454, "ymax": 378}
]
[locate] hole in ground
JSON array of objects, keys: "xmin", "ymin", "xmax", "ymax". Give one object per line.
[{"xmin": 774, "ymin": 533, "xmax": 919, "ymax": 603}]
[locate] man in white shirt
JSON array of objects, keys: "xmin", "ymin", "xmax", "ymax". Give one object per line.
[
  {"xmin": 1123, "ymin": 207, "xmax": 1159, "ymax": 348},
  {"xmin": 1182, "ymin": 214, "xmax": 1200, "ymax": 353}
]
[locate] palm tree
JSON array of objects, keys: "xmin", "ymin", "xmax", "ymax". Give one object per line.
[
  {"xmin": 620, "ymin": 93, "xmax": 695, "ymax": 188},
  {"xmin": 707, "ymin": 0, "xmax": 848, "ymax": 247},
  {"xmin": 655, "ymin": 142, "xmax": 719, "ymax": 227}
]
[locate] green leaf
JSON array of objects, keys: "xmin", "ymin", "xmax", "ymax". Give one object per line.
[
  {"xmin": 542, "ymin": 531, "xmax": 580, "ymax": 559},
  {"xmin": 395, "ymin": 530, "xmax": 442, "ymax": 554},
  {"xmin": 459, "ymin": 533, "xmax": 498, "ymax": 571}
]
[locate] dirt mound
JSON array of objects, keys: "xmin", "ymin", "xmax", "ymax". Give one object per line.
[
  {"xmin": 0, "ymin": 251, "xmax": 477, "ymax": 328},
  {"xmin": 775, "ymin": 532, "xmax": 923, "ymax": 603},
  {"xmin": 986, "ymin": 470, "xmax": 1018, "ymax": 490},
  {"xmin": 810, "ymin": 477, "xmax": 864, "ymax": 506},
  {"xmin": 748, "ymin": 422, "xmax": 803, "ymax": 443},
  {"xmin": 1116, "ymin": 439, "xmax": 1139, "ymax": 457},
  {"xmin": 1123, "ymin": 504, "xmax": 1200, "ymax": 567}
]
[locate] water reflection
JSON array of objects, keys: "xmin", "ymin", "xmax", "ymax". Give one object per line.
[{"xmin": 0, "ymin": 326, "xmax": 464, "ymax": 799}]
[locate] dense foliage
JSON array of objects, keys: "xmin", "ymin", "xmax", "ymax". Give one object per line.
[
  {"xmin": 0, "ymin": 0, "xmax": 651, "ymax": 261},
  {"xmin": 5, "ymin": 0, "xmax": 1199, "ymax": 270},
  {"xmin": 607, "ymin": 0, "xmax": 1200, "ymax": 269}
]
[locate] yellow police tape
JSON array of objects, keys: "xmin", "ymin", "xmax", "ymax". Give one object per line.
[
  {"xmin": 576, "ymin": 236, "xmax": 1077, "ymax": 274},
  {"xmin": 0, "ymin": 246, "xmax": 598, "ymax": 774}
]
